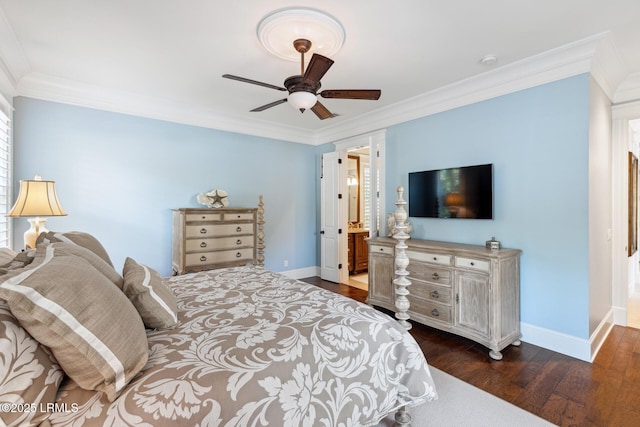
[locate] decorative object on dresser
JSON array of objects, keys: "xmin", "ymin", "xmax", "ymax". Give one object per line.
[
  {"xmin": 196, "ymin": 188, "xmax": 229, "ymax": 208},
  {"xmin": 6, "ymin": 175, "xmax": 67, "ymax": 249},
  {"xmin": 171, "ymin": 198, "xmax": 264, "ymax": 274},
  {"xmin": 368, "ymin": 236, "xmax": 522, "ymax": 360}
]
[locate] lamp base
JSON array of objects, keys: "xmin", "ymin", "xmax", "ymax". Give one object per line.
[{"xmin": 24, "ymin": 217, "xmax": 49, "ymax": 250}]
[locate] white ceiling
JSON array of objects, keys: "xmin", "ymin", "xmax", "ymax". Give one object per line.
[{"xmin": 1, "ymin": 0, "xmax": 639, "ymax": 144}]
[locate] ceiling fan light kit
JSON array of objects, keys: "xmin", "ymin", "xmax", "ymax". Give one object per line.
[
  {"xmin": 222, "ymin": 7, "xmax": 381, "ymax": 120},
  {"xmin": 288, "ymin": 90, "xmax": 318, "ymax": 111}
]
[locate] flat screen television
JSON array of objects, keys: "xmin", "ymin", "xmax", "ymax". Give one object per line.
[{"xmin": 408, "ymin": 164, "xmax": 493, "ymax": 219}]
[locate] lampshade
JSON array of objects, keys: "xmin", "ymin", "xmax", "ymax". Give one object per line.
[
  {"xmin": 7, "ymin": 176, "xmax": 67, "ymax": 217},
  {"xmin": 6, "ymin": 175, "xmax": 67, "ymax": 249},
  {"xmin": 288, "ymin": 91, "xmax": 317, "ymax": 111}
]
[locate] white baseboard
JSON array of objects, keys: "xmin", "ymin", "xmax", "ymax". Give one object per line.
[
  {"xmin": 521, "ymin": 323, "xmax": 591, "ymax": 361},
  {"xmin": 521, "ymin": 309, "xmax": 614, "ymax": 363},
  {"xmin": 279, "ymin": 266, "xmax": 320, "ymax": 280},
  {"xmin": 612, "ymin": 304, "xmax": 628, "ymax": 326}
]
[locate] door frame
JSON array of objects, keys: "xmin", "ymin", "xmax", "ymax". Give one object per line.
[
  {"xmin": 612, "ymin": 101, "xmax": 640, "ymax": 325},
  {"xmin": 333, "ymin": 130, "xmax": 386, "ymax": 284}
]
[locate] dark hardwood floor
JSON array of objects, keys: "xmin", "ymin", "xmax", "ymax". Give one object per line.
[{"xmin": 301, "ymin": 276, "xmax": 640, "ymax": 427}]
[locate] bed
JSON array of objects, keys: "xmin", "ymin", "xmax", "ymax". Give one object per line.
[{"xmin": 0, "ymin": 194, "xmax": 436, "ymax": 427}]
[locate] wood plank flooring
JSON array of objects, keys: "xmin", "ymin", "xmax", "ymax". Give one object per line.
[{"xmin": 301, "ymin": 276, "xmax": 640, "ymax": 427}]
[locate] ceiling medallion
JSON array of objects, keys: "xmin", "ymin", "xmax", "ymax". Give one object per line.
[{"xmin": 257, "ymin": 7, "xmax": 345, "ymax": 61}]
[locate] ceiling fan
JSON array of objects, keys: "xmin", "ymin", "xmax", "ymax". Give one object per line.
[{"xmin": 222, "ymin": 38, "xmax": 381, "ymax": 120}]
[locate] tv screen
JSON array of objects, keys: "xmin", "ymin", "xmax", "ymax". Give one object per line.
[{"xmin": 408, "ymin": 164, "xmax": 493, "ymax": 219}]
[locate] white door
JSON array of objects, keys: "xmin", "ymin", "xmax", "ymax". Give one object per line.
[{"xmin": 321, "ymin": 151, "xmax": 347, "ymax": 282}]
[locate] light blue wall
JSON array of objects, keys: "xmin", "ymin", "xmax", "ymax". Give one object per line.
[
  {"xmin": 14, "ymin": 73, "xmax": 594, "ymax": 341},
  {"xmin": 385, "ymin": 74, "xmax": 591, "ymax": 338},
  {"xmin": 12, "ymin": 97, "xmax": 318, "ymax": 276}
]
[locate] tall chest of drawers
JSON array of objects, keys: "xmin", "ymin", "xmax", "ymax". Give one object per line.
[
  {"xmin": 367, "ymin": 237, "xmax": 521, "ymax": 360},
  {"xmin": 172, "ymin": 208, "xmax": 257, "ymax": 275}
]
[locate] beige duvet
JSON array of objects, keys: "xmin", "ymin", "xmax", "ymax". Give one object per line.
[{"xmin": 48, "ymin": 266, "xmax": 437, "ymax": 426}]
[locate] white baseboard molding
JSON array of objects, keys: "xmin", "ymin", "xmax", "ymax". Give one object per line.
[
  {"xmin": 279, "ymin": 266, "xmax": 320, "ymax": 280},
  {"xmin": 612, "ymin": 304, "xmax": 628, "ymax": 326},
  {"xmin": 521, "ymin": 309, "xmax": 614, "ymax": 363}
]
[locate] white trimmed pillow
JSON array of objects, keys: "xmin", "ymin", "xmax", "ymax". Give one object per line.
[
  {"xmin": 0, "ymin": 299, "xmax": 65, "ymax": 427},
  {"xmin": 46, "ymin": 242, "xmax": 123, "ymax": 289},
  {"xmin": 0, "ymin": 244, "xmax": 148, "ymax": 402},
  {"xmin": 122, "ymin": 257, "xmax": 178, "ymax": 329},
  {"xmin": 36, "ymin": 231, "xmax": 114, "ymax": 267}
]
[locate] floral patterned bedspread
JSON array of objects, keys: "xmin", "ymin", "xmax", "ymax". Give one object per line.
[{"xmin": 48, "ymin": 266, "xmax": 437, "ymax": 426}]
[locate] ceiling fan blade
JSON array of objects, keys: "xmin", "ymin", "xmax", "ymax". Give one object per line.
[
  {"xmin": 222, "ymin": 74, "xmax": 286, "ymax": 92},
  {"xmin": 303, "ymin": 54, "xmax": 334, "ymax": 83},
  {"xmin": 320, "ymin": 89, "xmax": 381, "ymax": 100},
  {"xmin": 250, "ymin": 98, "xmax": 288, "ymax": 112},
  {"xmin": 311, "ymin": 101, "xmax": 335, "ymax": 120}
]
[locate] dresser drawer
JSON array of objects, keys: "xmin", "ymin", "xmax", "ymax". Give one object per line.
[
  {"xmin": 407, "ymin": 262, "xmax": 452, "ymax": 285},
  {"xmin": 455, "ymin": 256, "xmax": 490, "ymax": 273},
  {"xmin": 186, "ymin": 223, "xmax": 254, "ymax": 238},
  {"xmin": 408, "ymin": 297, "xmax": 452, "ymax": 324},
  {"xmin": 410, "ymin": 281, "xmax": 452, "ymax": 304},
  {"xmin": 407, "ymin": 250, "xmax": 451, "ymax": 266},
  {"xmin": 185, "ymin": 248, "xmax": 254, "ymax": 267},
  {"xmin": 185, "ymin": 236, "xmax": 254, "ymax": 252},
  {"xmin": 370, "ymin": 244, "xmax": 393, "ymax": 255},
  {"xmin": 222, "ymin": 213, "xmax": 254, "ymax": 221},
  {"xmin": 186, "ymin": 213, "xmax": 222, "ymax": 222}
]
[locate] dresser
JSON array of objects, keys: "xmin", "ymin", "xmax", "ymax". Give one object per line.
[
  {"xmin": 367, "ymin": 237, "xmax": 521, "ymax": 360},
  {"xmin": 172, "ymin": 208, "xmax": 257, "ymax": 275}
]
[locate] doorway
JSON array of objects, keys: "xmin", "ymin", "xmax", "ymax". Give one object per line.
[
  {"xmin": 613, "ymin": 104, "xmax": 640, "ymax": 329},
  {"xmin": 628, "ymin": 118, "xmax": 640, "ymax": 328},
  {"xmin": 347, "ymin": 148, "xmax": 370, "ymax": 290},
  {"xmin": 320, "ymin": 130, "xmax": 386, "ymax": 287}
]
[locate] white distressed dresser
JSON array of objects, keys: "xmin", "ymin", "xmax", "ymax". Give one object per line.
[
  {"xmin": 172, "ymin": 208, "xmax": 257, "ymax": 275},
  {"xmin": 367, "ymin": 237, "xmax": 522, "ymax": 360}
]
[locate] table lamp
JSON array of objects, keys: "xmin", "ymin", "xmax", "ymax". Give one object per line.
[{"xmin": 6, "ymin": 175, "xmax": 67, "ymax": 249}]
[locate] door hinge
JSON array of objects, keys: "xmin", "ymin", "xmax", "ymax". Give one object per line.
[
  {"xmin": 338, "ymin": 228, "xmax": 342, "ymax": 234},
  {"xmin": 338, "ymin": 263, "xmax": 343, "ymax": 269},
  {"xmin": 338, "ymin": 193, "xmax": 342, "ymax": 199},
  {"xmin": 456, "ymin": 293, "xmax": 459, "ymax": 304},
  {"xmin": 338, "ymin": 158, "xmax": 342, "ymax": 164}
]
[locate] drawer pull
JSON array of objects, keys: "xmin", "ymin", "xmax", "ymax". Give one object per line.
[
  {"xmin": 431, "ymin": 290, "xmax": 440, "ymax": 299},
  {"xmin": 236, "ymin": 252, "xmax": 242, "ymax": 258},
  {"xmin": 433, "ymin": 257, "xmax": 437, "ymax": 261},
  {"xmin": 431, "ymin": 308, "xmax": 440, "ymax": 317},
  {"xmin": 236, "ymin": 226, "xmax": 242, "ymax": 233},
  {"xmin": 200, "ymin": 242, "xmax": 207, "ymax": 248},
  {"xmin": 200, "ymin": 228, "xmax": 207, "ymax": 234},
  {"xmin": 432, "ymin": 272, "xmax": 440, "ymax": 280},
  {"xmin": 200, "ymin": 256, "xmax": 207, "ymax": 262},
  {"xmin": 236, "ymin": 239, "xmax": 242, "ymax": 245},
  {"xmin": 201, "ymin": 216, "xmax": 206, "ymax": 219},
  {"xmin": 470, "ymin": 261, "xmax": 475, "ymax": 266}
]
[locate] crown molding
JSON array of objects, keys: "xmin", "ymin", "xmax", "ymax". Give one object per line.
[
  {"xmin": 17, "ymin": 72, "xmax": 318, "ymax": 144},
  {"xmin": 614, "ymin": 72, "xmax": 640, "ymax": 104},
  {"xmin": 8, "ymin": 31, "xmax": 633, "ymax": 146},
  {"xmin": 0, "ymin": 6, "xmax": 30, "ymax": 90}
]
